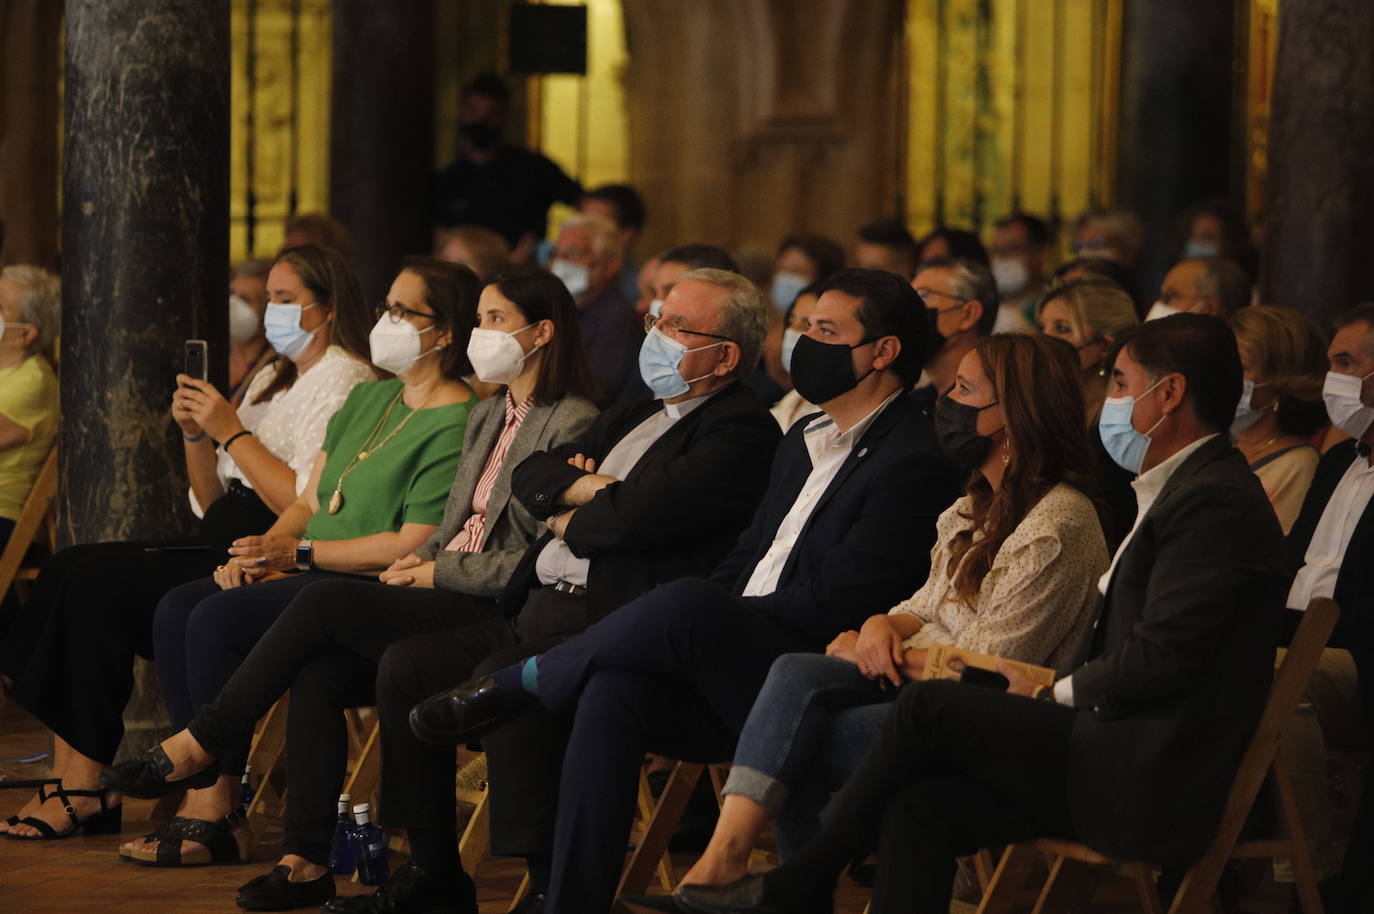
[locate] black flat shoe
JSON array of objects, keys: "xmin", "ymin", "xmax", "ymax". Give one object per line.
[
  {"xmin": 322, "ymin": 862, "xmax": 477, "ymax": 914},
  {"xmin": 99, "ymin": 743, "xmax": 218, "ymax": 799},
  {"xmin": 671, "ymin": 875, "xmax": 833, "ymax": 914},
  {"xmin": 2, "ymin": 779, "xmax": 122, "ymax": 840},
  {"xmin": 237, "ymin": 864, "xmax": 337, "ymax": 910},
  {"xmin": 125, "ymin": 811, "xmax": 250, "ymax": 866},
  {"xmin": 408, "ymin": 676, "xmax": 517, "ymax": 745}
]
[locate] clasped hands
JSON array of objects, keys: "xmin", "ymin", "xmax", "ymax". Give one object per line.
[
  {"xmin": 825, "ymin": 615, "xmax": 1042, "ymax": 698},
  {"xmin": 216, "ymin": 534, "xmax": 299, "ymax": 590},
  {"xmin": 380, "ymin": 553, "xmax": 435, "ymax": 588},
  {"xmin": 172, "ymin": 375, "xmax": 242, "ymax": 443},
  {"xmin": 547, "ymin": 453, "xmax": 619, "ymax": 539}
]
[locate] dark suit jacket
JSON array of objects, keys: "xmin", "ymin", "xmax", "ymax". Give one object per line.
[
  {"xmin": 1067, "ymin": 436, "xmax": 1288, "ymax": 864},
  {"xmin": 1287, "ymin": 439, "xmax": 1374, "ymax": 667},
  {"xmin": 710, "ymin": 393, "xmax": 958, "ymax": 648},
  {"xmin": 498, "ymin": 383, "xmax": 780, "ymax": 624}
]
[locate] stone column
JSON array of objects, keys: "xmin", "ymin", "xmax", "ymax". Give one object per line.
[
  {"xmin": 331, "ymin": 0, "xmax": 436, "ymax": 302},
  {"xmin": 0, "ymin": 0, "xmax": 62, "ymax": 268},
  {"xmin": 1261, "ymin": 0, "xmax": 1374, "ymax": 323},
  {"xmin": 1116, "ymin": 0, "xmax": 1236, "ymax": 298},
  {"xmin": 61, "ymin": 0, "xmax": 230, "ymax": 547},
  {"xmin": 64, "ymin": 2, "xmax": 230, "ymax": 761}
]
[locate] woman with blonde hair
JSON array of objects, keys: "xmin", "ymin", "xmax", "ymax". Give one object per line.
[
  {"xmin": 1037, "ymin": 277, "xmax": 1139, "ymax": 422},
  {"xmin": 1229, "ymin": 304, "xmax": 1328, "ymax": 532}
]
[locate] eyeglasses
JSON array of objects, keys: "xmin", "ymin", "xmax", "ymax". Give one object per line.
[
  {"xmin": 376, "ymin": 302, "xmax": 436, "ymax": 323},
  {"xmin": 643, "ymin": 313, "xmax": 735, "ymax": 343}
]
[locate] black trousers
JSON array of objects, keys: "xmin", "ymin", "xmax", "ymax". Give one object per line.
[
  {"xmin": 488, "ymin": 577, "xmax": 813, "ymax": 914},
  {"xmin": 373, "ymin": 586, "xmax": 592, "ymax": 843},
  {"xmin": 782, "ymin": 678, "xmax": 1078, "ymax": 913},
  {"xmin": 186, "ymin": 578, "xmax": 497, "ymax": 863},
  {"xmin": 4, "ymin": 543, "xmax": 230, "ymax": 764}
]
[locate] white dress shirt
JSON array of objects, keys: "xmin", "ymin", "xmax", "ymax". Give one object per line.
[
  {"xmin": 1054, "ymin": 433, "xmax": 1219, "ymax": 705},
  {"xmin": 740, "ymin": 391, "xmax": 902, "ymax": 598},
  {"xmin": 535, "ymin": 393, "xmax": 713, "ymax": 587},
  {"xmin": 1287, "ymin": 449, "xmax": 1374, "ymax": 610}
]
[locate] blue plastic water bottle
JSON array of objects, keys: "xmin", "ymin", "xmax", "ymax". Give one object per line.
[
  {"xmin": 349, "ymin": 803, "xmax": 389, "ymax": 885},
  {"xmin": 328, "ymin": 794, "xmax": 355, "ymax": 875}
]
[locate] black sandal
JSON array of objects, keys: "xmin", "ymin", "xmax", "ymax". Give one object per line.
[
  {"xmin": 124, "ymin": 810, "xmax": 250, "ymax": 867},
  {"xmin": 2, "ymin": 779, "xmax": 122, "ymax": 840}
]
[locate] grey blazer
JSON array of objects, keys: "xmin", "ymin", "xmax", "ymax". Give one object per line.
[{"xmin": 412, "ymin": 393, "xmax": 599, "ymax": 597}]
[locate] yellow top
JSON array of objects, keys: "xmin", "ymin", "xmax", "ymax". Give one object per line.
[{"xmin": 0, "ymin": 354, "xmax": 58, "ymax": 519}]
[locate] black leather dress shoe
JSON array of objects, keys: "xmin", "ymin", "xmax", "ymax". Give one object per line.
[
  {"xmin": 408, "ymin": 676, "xmax": 516, "ymax": 745},
  {"xmin": 99, "ymin": 744, "xmax": 219, "ymax": 799},
  {"xmin": 236, "ymin": 864, "xmax": 335, "ymax": 910},
  {"xmin": 322, "ymin": 863, "xmax": 476, "ymax": 914},
  {"xmin": 507, "ymin": 891, "xmax": 547, "ymax": 913},
  {"xmin": 669, "ymin": 875, "xmax": 832, "ymax": 914}
]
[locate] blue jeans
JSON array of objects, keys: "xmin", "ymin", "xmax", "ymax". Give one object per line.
[{"xmin": 723, "ymin": 653, "xmax": 895, "ymax": 859}]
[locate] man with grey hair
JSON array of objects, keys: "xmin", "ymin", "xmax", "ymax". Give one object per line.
[
  {"xmin": 911, "ymin": 255, "xmax": 996, "ymax": 405},
  {"xmin": 550, "ymin": 212, "xmax": 644, "ymax": 405},
  {"xmin": 342, "ymin": 269, "xmax": 785, "ymax": 914},
  {"xmin": 1147, "ymin": 255, "xmax": 1251, "ymax": 321},
  {"xmin": 0, "ymin": 265, "xmax": 60, "ymax": 544}
]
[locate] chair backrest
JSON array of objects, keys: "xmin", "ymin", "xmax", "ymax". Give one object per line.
[
  {"xmin": 1168, "ymin": 596, "xmax": 1339, "ymax": 912},
  {"xmin": 0, "ymin": 447, "xmax": 57, "ymax": 599}
]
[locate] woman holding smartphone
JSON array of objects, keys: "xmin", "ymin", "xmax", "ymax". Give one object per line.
[{"xmin": 0, "ymin": 244, "xmax": 375, "ymax": 841}]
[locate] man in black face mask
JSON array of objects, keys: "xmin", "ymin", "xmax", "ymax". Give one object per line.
[
  {"xmin": 910, "ymin": 256, "xmax": 998, "ymax": 414},
  {"xmin": 432, "ymin": 73, "xmax": 583, "ymax": 262},
  {"xmin": 407, "ymin": 268, "xmax": 959, "ymax": 914}
]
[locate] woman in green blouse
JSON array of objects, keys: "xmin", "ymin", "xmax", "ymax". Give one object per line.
[{"xmin": 121, "ymin": 258, "xmax": 482, "ymax": 865}]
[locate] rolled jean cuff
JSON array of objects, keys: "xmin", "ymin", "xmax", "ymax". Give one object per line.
[{"xmin": 721, "ymin": 765, "xmax": 789, "ymax": 818}]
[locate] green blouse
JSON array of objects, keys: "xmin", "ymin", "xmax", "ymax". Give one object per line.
[{"xmin": 304, "ymin": 379, "xmax": 474, "ymax": 542}]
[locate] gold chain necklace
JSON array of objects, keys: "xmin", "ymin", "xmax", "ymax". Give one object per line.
[{"xmin": 327, "ymin": 386, "xmax": 441, "ymax": 515}]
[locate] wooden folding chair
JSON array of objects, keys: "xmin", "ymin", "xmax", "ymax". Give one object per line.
[
  {"xmin": 973, "ymin": 597, "xmax": 1340, "ymax": 914},
  {"xmin": 0, "ymin": 447, "xmax": 57, "ymax": 605}
]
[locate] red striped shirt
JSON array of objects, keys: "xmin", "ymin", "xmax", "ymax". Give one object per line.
[{"xmin": 445, "ymin": 392, "xmax": 533, "ymax": 552}]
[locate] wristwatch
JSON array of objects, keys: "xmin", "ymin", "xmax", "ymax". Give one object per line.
[{"xmin": 295, "ymin": 539, "xmax": 314, "ymax": 572}]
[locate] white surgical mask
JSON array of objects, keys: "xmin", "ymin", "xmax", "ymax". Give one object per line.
[
  {"xmin": 264, "ymin": 302, "xmax": 321, "ymax": 359},
  {"xmin": 1144, "ymin": 301, "xmax": 1179, "ymax": 322},
  {"xmin": 1184, "ymin": 239, "xmax": 1221, "ymax": 260},
  {"xmin": 551, "ymin": 259, "xmax": 591, "ymax": 299},
  {"xmin": 991, "ymin": 256, "xmax": 1030, "ymax": 297},
  {"xmin": 638, "ymin": 326, "xmax": 723, "ymax": 399},
  {"xmin": 1231, "ymin": 379, "xmax": 1272, "ymax": 435},
  {"xmin": 648, "ymin": 298, "xmax": 665, "ymax": 318},
  {"xmin": 368, "ymin": 314, "xmax": 436, "ymax": 375},
  {"xmin": 1323, "ymin": 370, "xmax": 1374, "ymax": 439},
  {"xmin": 780, "ymin": 327, "xmax": 803, "ymax": 374},
  {"xmin": 467, "ymin": 325, "xmax": 540, "ymax": 385},
  {"xmin": 229, "ymin": 294, "xmax": 260, "ymax": 345}
]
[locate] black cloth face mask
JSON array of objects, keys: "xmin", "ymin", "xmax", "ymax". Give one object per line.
[
  {"xmin": 790, "ymin": 334, "xmax": 877, "ymax": 405},
  {"xmin": 459, "ymin": 121, "xmax": 502, "ymax": 150},
  {"xmin": 934, "ymin": 393, "xmax": 1003, "ymax": 471}
]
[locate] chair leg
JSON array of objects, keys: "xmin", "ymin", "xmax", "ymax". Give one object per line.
[
  {"xmin": 458, "ymin": 786, "xmax": 491, "ymax": 877},
  {"xmin": 1129, "ymin": 863, "xmax": 1164, "ymax": 914},
  {"xmin": 1029, "ymin": 856, "xmax": 1101, "ymax": 914},
  {"xmin": 1272, "ymin": 753, "xmax": 1326, "ymax": 914},
  {"xmin": 341, "ymin": 722, "xmax": 382, "ymax": 812},
  {"xmin": 507, "ymin": 872, "xmax": 530, "ymax": 913},
  {"xmin": 617, "ymin": 762, "xmax": 704, "ymax": 899},
  {"xmin": 973, "ymin": 848, "xmax": 999, "ymax": 894},
  {"xmin": 974, "ymin": 844, "xmax": 1039, "ymax": 914}
]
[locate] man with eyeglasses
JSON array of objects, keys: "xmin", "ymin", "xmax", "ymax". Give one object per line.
[
  {"xmin": 910, "ymin": 256, "xmax": 999, "ymax": 413},
  {"xmin": 408, "ymin": 268, "xmax": 958, "ymax": 914}
]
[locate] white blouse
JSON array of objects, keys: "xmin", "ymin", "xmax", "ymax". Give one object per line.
[
  {"xmin": 190, "ymin": 345, "xmax": 374, "ymax": 517},
  {"xmin": 890, "ymin": 482, "xmax": 1108, "ymax": 673}
]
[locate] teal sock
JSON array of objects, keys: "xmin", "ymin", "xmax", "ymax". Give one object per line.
[
  {"xmin": 489, "ymin": 656, "xmax": 542, "ymax": 698},
  {"xmin": 519, "ymin": 656, "xmax": 541, "ymax": 695}
]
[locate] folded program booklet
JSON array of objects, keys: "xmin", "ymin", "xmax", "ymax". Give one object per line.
[{"xmin": 922, "ymin": 643, "xmax": 1056, "ymax": 686}]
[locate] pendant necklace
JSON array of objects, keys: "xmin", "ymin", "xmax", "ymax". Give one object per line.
[{"xmin": 327, "ymin": 385, "xmax": 440, "ymax": 515}]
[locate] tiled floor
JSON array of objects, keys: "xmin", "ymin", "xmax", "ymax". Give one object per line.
[{"xmin": 0, "ymin": 701, "xmax": 878, "ymax": 914}]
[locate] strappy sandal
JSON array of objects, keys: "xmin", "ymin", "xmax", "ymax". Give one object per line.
[
  {"xmin": 124, "ymin": 810, "xmax": 250, "ymax": 867},
  {"xmin": 1, "ymin": 778, "xmax": 122, "ymax": 840}
]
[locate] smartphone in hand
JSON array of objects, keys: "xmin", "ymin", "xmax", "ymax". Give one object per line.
[{"xmin": 184, "ymin": 339, "xmax": 208, "ymax": 381}]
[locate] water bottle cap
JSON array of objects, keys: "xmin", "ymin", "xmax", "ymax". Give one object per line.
[
  {"xmin": 352, "ymin": 803, "xmax": 370, "ymax": 815},
  {"xmin": 339, "ymin": 793, "xmax": 351, "ymax": 802}
]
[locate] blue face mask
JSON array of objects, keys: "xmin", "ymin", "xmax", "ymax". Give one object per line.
[
  {"xmin": 264, "ymin": 302, "xmax": 320, "ymax": 359},
  {"xmin": 638, "ymin": 326, "xmax": 723, "ymax": 399},
  {"xmin": 1098, "ymin": 377, "xmax": 1167, "ymax": 474},
  {"xmin": 769, "ymin": 272, "xmax": 809, "ymax": 314}
]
